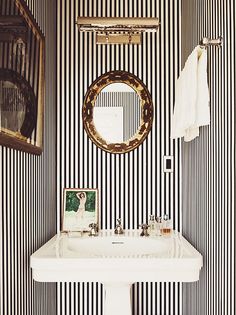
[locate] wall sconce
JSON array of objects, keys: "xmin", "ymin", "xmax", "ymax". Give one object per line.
[{"xmin": 76, "ymin": 17, "xmax": 160, "ymax": 45}]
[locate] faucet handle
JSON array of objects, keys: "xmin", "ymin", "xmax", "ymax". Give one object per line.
[
  {"xmin": 139, "ymin": 223, "xmax": 149, "ymax": 229},
  {"xmin": 89, "ymin": 223, "xmax": 98, "ymax": 229},
  {"xmin": 116, "ymin": 218, "xmax": 122, "ymax": 225},
  {"xmin": 139, "ymin": 224, "xmax": 150, "ymax": 237}
]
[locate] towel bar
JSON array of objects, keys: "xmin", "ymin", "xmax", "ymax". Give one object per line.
[{"xmin": 200, "ymin": 37, "xmax": 223, "ymax": 48}]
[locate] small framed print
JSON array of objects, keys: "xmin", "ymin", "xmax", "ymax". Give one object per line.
[{"xmin": 62, "ymin": 188, "xmax": 99, "ymax": 232}]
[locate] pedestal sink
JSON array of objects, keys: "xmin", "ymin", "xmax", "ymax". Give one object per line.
[{"xmin": 30, "ymin": 230, "xmax": 203, "ymax": 315}]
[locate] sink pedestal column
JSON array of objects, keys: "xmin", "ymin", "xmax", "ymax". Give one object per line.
[{"xmin": 103, "ymin": 283, "xmax": 132, "ymax": 315}]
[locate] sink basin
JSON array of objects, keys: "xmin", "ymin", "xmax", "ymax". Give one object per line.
[
  {"xmin": 31, "ymin": 230, "xmax": 203, "ymax": 315},
  {"xmin": 66, "ymin": 235, "xmax": 169, "ymax": 257}
]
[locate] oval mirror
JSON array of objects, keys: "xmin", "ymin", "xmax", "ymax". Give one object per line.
[{"xmin": 83, "ymin": 71, "xmax": 153, "ymax": 154}]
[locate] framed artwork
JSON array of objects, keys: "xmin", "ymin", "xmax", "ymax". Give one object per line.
[
  {"xmin": 62, "ymin": 188, "xmax": 99, "ymax": 232},
  {"xmin": 0, "ymin": 0, "xmax": 45, "ymax": 154}
]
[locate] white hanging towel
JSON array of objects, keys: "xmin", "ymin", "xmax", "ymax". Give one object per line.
[{"xmin": 171, "ymin": 46, "xmax": 210, "ymax": 142}]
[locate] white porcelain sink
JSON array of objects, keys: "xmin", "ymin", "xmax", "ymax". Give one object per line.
[
  {"xmin": 67, "ymin": 235, "xmax": 169, "ymax": 257},
  {"xmin": 31, "ymin": 230, "xmax": 203, "ymax": 315}
]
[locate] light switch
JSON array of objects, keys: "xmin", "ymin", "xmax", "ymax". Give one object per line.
[{"xmin": 163, "ymin": 156, "xmax": 174, "ymax": 173}]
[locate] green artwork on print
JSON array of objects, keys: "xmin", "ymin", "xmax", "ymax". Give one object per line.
[{"xmin": 65, "ymin": 191, "xmax": 96, "ymax": 212}]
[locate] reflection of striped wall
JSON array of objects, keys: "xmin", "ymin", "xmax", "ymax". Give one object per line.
[
  {"xmin": 0, "ymin": 0, "xmax": 57, "ymax": 314},
  {"xmin": 1, "ymin": 86, "xmax": 25, "ymax": 111},
  {"xmin": 181, "ymin": 1, "xmax": 235, "ymax": 315},
  {"xmin": 96, "ymin": 92, "xmax": 141, "ymax": 141},
  {"xmin": 1, "ymin": 85, "xmax": 26, "ymax": 135},
  {"xmin": 57, "ymin": 0, "xmax": 182, "ymax": 314}
]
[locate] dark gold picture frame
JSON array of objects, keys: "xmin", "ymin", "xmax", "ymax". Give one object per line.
[{"xmin": 0, "ymin": 0, "xmax": 45, "ymax": 155}]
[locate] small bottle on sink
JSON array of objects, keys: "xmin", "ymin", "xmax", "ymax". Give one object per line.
[
  {"xmin": 160, "ymin": 214, "xmax": 172, "ymax": 235},
  {"xmin": 148, "ymin": 214, "xmax": 156, "ymax": 236},
  {"xmin": 155, "ymin": 216, "xmax": 162, "ymax": 236}
]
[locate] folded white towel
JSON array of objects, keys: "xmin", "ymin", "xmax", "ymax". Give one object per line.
[{"xmin": 171, "ymin": 46, "xmax": 210, "ymax": 142}]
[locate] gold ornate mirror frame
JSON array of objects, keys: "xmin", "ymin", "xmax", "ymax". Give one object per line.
[{"xmin": 83, "ymin": 71, "xmax": 154, "ymax": 154}]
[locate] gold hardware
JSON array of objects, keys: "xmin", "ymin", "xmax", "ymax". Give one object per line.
[
  {"xmin": 96, "ymin": 32, "xmax": 141, "ymax": 45},
  {"xmin": 77, "ymin": 17, "xmax": 160, "ymax": 45}
]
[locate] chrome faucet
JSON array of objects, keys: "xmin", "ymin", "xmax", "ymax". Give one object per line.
[
  {"xmin": 114, "ymin": 218, "xmax": 124, "ymax": 235},
  {"xmin": 139, "ymin": 224, "xmax": 150, "ymax": 237},
  {"xmin": 88, "ymin": 223, "xmax": 98, "ymax": 236}
]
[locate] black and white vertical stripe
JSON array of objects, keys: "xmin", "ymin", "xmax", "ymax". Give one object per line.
[
  {"xmin": 182, "ymin": 1, "xmax": 235, "ymax": 315},
  {"xmin": 57, "ymin": 0, "xmax": 182, "ymax": 314},
  {"xmin": 0, "ymin": 0, "xmax": 57, "ymax": 314}
]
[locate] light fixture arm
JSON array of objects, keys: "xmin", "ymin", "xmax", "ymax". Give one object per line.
[{"xmin": 76, "ymin": 17, "xmax": 160, "ymax": 45}]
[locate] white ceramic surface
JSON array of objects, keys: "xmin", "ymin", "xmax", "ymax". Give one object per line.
[
  {"xmin": 31, "ymin": 230, "xmax": 203, "ymax": 315},
  {"xmin": 67, "ymin": 235, "xmax": 168, "ymax": 257}
]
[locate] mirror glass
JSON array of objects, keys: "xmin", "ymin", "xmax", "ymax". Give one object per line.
[
  {"xmin": 83, "ymin": 71, "xmax": 153, "ymax": 154},
  {"xmin": 0, "ymin": 80, "xmax": 26, "ymax": 134},
  {"xmin": 0, "ymin": 69, "xmax": 37, "ymax": 139},
  {"xmin": 93, "ymin": 83, "xmax": 141, "ymax": 143}
]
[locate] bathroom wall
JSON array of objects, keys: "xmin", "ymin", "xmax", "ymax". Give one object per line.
[
  {"xmin": 181, "ymin": 1, "xmax": 235, "ymax": 314},
  {"xmin": 57, "ymin": 0, "xmax": 182, "ymax": 314},
  {"xmin": 0, "ymin": 0, "xmax": 57, "ymax": 314}
]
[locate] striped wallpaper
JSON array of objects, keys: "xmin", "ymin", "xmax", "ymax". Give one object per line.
[
  {"xmin": 3, "ymin": 1, "xmax": 234, "ymax": 314},
  {"xmin": 56, "ymin": 0, "xmax": 182, "ymax": 314},
  {"xmin": 0, "ymin": 0, "xmax": 57, "ymax": 314},
  {"xmin": 181, "ymin": 1, "xmax": 235, "ymax": 315}
]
